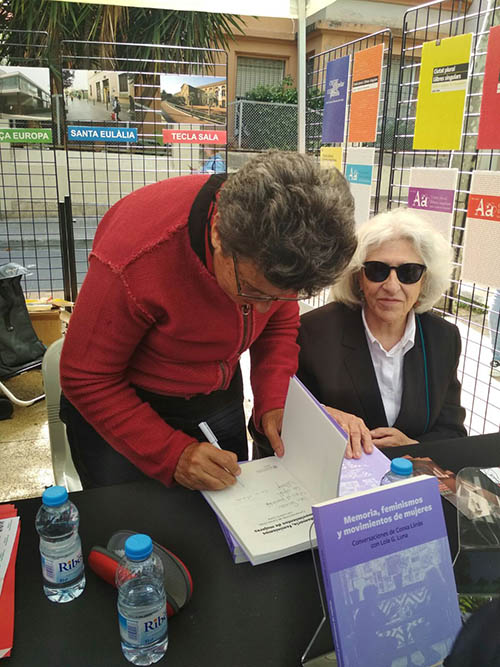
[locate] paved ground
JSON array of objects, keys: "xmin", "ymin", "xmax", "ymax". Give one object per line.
[{"xmin": 65, "ymin": 97, "xmax": 135, "ymax": 123}]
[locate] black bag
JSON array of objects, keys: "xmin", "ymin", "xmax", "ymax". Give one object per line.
[{"xmin": 0, "ymin": 263, "xmax": 46, "ymax": 378}]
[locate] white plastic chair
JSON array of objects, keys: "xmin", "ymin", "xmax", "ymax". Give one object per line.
[{"xmin": 41, "ymin": 338, "xmax": 82, "ymax": 492}]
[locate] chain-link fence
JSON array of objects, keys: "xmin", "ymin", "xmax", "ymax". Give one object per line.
[{"xmin": 229, "ymin": 99, "xmax": 321, "ymax": 151}]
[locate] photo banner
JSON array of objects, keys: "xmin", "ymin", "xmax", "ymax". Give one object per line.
[
  {"xmin": 477, "ymin": 25, "xmax": 500, "ymax": 150},
  {"xmin": 407, "ymin": 167, "xmax": 458, "ymax": 242},
  {"xmin": 413, "ymin": 33, "xmax": 472, "ymax": 150},
  {"xmin": 321, "ymin": 55, "xmax": 349, "ymax": 144},
  {"xmin": 348, "ymin": 44, "xmax": 383, "ymax": 144},
  {"xmin": 345, "ymin": 147, "xmax": 375, "ymax": 227},
  {"xmin": 462, "ymin": 171, "xmax": 500, "ymax": 287}
]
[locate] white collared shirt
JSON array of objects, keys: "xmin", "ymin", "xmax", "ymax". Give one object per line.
[{"xmin": 361, "ymin": 308, "xmax": 416, "ymax": 427}]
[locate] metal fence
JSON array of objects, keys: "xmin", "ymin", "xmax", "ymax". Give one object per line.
[
  {"xmin": 0, "ymin": 34, "xmax": 228, "ymax": 301},
  {"xmin": 229, "ymin": 99, "xmax": 322, "ymax": 152},
  {"xmin": 387, "ymin": 0, "xmax": 500, "ymax": 436},
  {"xmin": 307, "ymin": 29, "xmax": 394, "ymax": 214}
]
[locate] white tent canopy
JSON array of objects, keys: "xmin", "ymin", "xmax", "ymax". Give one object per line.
[{"xmin": 51, "ymin": 0, "xmax": 337, "ymax": 150}]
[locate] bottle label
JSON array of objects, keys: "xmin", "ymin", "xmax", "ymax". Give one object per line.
[
  {"xmin": 40, "ymin": 544, "xmax": 84, "ymax": 585},
  {"xmin": 118, "ymin": 606, "xmax": 167, "ymax": 647}
]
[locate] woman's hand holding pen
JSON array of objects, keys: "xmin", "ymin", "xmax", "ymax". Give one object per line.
[{"xmin": 174, "ymin": 441, "xmax": 241, "ymax": 491}]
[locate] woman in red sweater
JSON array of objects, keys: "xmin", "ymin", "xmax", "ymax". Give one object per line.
[{"xmin": 60, "ymin": 151, "xmax": 356, "ymax": 491}]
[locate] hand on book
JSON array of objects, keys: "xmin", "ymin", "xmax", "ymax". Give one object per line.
[
  {"xmin": 261, "ymin": 408, "xmax": 284, "ymax": 457},
  {"xmin": 174, "ymin": 441, "xmax": 241, "ymax": 491},
  {"xmin": 370, "ymin": 427, "xmax": 419, "ymax": 447},
  {"xmin": 322, "ymin": 407, "xmax": 373, "ymax": 459}
]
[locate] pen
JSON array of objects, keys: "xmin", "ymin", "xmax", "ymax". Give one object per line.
[{"xmin": 198, "ymin": 421, "xmax": 242, "ymax": 485}]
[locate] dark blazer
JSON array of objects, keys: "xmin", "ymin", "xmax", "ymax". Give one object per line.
[{"xmin": 297, "ymin": 302, "xmax": 467, "ymax": 442}]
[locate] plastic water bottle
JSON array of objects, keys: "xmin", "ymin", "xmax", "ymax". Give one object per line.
[
  {"xmin": 35, "ymin": 485, "xmax": 85, "ymax": 603},
  {"xmin": 380, "ymin": 458, "xmax": 414, "ymax": 485},
  {"xmin": 116, "ymin": 534, "xmax": 168, "ymax": 665}
]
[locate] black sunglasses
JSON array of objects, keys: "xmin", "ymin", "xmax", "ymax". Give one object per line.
[{"xmin": 363, "ymin": 261, "xmax": 426, "ymax": 285}]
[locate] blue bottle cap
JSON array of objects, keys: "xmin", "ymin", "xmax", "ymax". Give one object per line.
[
  {"xmin": 42, "ymin": 485, "xmax": 69, "ymax": 507},
  {"xmin": 390, "ymin": 458, "xmax": 413, "ymax": 476},
  {"xmin": 125, "ymin": 534, "xmax": 153, "ymax": 561}
]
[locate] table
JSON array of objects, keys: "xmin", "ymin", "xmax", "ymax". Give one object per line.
[{"xmin": 8, "ymin": 432, "xmax": 500, "ymax": 666}]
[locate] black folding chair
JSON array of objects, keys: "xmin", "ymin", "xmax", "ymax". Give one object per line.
[{"xmin": 0, "ymin": 263, "xmax": 45, "ymax": 407}]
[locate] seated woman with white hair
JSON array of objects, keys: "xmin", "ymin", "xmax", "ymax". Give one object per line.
[{"xmin": 297, "ymin": 208, "xmax": 467, "ymax": 458}]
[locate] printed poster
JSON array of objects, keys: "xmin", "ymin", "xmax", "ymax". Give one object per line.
[
  {"xmin": 462, "ymin": 171, "xmax": 500, "ymax": 287},
  {"xmin": 321, "ymin": 55, "xmax": 350, "ymax": 144},
  {"xmin": 345, "ymin": 147, "xmax": 375, "ymax": 227},
  {"xmin": 407, "ymin": 167, "xmax": 458, "ymax": 241},
  {"xmin": 348, "ymin": 44, "xmax": 384, "ymax": 144},
  {"xmin": 477, "ymin": 25, "xmax": 500, "ymax": 149},
  {"xmin": 413, "ymin": 34, "xmax": 473, "ymax": 150},
  {"xmin": 320, "ymin": 146, "xmax": 343, "ymax": 172}
]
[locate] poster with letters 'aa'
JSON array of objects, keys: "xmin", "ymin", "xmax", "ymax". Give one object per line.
[
  {"xmin": 407, "ymin": 168, "xmax": 458, "ymax": 242},
  {"xmin": 345, "ymin": 147, "xmax": 375, "ymax": 227},
  {"xmin": 413, "ymin": 34, "xmax": 472, "ymax": 151},
  {"xmin": 462, "ymin": 171, "xmax": 500, "ymax": 287}
]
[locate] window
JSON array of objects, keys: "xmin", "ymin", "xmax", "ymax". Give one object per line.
[
  {"xmin": 236, "ymin": 57, "xmax": 285, "ymax": 98},
  {"xmin": 119, "ymin": 73, "xmax": 129, "ymax": 93}
]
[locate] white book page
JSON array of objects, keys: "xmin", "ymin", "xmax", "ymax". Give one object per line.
[
  {"xmin": 280, "ymin": 376, "xmax": 347, "ymax": 503},
  {"xmin": 0, "ymin": 516, "xmax": 19, "ymax": 595},
  {"xmin": 202, "ymin": 377, "xmax": 347, "ymax": 564},
  {"xmin": 203, "ymin": 457, "xmax": 315, "ymax": 564}
]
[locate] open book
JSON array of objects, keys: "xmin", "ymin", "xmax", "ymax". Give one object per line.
[{"xmin": 202, "ymin": 376, "xmax": 349, "ymax": 565}]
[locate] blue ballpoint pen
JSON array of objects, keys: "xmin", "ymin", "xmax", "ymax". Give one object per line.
[{"xmin": 198, "ymin": 421, "xmax": 242, "ymax": 485}]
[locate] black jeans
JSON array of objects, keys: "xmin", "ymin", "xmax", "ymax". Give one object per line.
[{"xmin": 60, "ymin": 368, "xmax": 248, "ymax": 489}]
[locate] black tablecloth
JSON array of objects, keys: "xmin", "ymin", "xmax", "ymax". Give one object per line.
[{"xmin": 8, "ymin": 431, "xmax": 500, "ymax": 666}]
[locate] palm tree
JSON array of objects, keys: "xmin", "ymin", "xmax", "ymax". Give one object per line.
[{"xmin": 0, "ymin": 2, "xmax": 245, "ymax": 85}]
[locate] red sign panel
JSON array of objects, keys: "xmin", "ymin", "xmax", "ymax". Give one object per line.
[
  {"xmin": 477, "ymin": 25, "xmax": 500, "ymax": 149},
  {"xmin": 162, "ymin": 129, "xmax": 227, "ymax": 145},
  {"xmin": 467, "ymin": 194, "xmax": 500, "ymax": 222}
]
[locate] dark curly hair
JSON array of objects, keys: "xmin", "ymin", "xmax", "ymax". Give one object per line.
[{"xmin": 217, "ymin": 151, "xmax": 356, "ymax": 297}]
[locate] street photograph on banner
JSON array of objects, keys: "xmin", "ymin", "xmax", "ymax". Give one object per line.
[
  {"xmin": 160, "ymin": 73, "xmax": 227, "ymax": 126},
  {"xmin": 0, "ymin": 66, "xmax": 51, "ymax": 122}
]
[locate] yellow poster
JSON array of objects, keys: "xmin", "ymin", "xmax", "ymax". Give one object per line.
[
  {"xmin": 320, "ymin": 146, "xmax": 343, "ymax": 171},
  {"xmin": 413, "ymin": 33, "xmax": 472, "ymax": 150}
]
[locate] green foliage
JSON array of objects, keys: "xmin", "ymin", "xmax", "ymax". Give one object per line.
[
  {"xmin": 0, "ymin": 1, "xmax": 245, "ymax": 77},
  {"xmin": 459, "ymin": 594, "xmax": 494, "ymax": 619},
  {"xmin": 244, "ymin": 76, "xmax": 324, "ymax": 110}
]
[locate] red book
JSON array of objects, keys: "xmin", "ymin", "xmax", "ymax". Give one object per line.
[{"xmin": 0, "ymin": 504, "xmax": 19, "ymax": 659}]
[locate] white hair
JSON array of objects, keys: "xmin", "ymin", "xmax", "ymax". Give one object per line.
[{"xmin": 330, "ymin": 208, "xmax": 453, "ymax": 313}]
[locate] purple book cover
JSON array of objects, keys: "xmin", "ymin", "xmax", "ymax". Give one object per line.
[
  {"xmin": 322, "ymin": 56, "xmax": 350, "ymax": 144},
  {"xmin": 312, "ymin": 476, "xmax": 461, "ymax": 667}
]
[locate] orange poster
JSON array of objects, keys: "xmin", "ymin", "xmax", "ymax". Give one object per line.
[{"xmin": 348, "ymin": 43, "xmax": 384, "ymax": 143}]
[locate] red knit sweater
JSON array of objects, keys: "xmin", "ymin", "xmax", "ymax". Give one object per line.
[{"xmin": 60, "ymin": 175, "xmax": 299, "ymax": 486}]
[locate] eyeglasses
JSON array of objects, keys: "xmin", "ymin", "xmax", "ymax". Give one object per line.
[
  {"xmin": 232, "ymin": 254, "xmax": 306, "ymax": 302},
  {"xmin": 363, "ymin": 261, "xmax": 426, "ymax": 285}
]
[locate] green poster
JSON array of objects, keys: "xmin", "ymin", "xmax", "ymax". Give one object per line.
[{"xmin": 0, "ymin": 127, "xmax": 53, "ymax": 144}]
